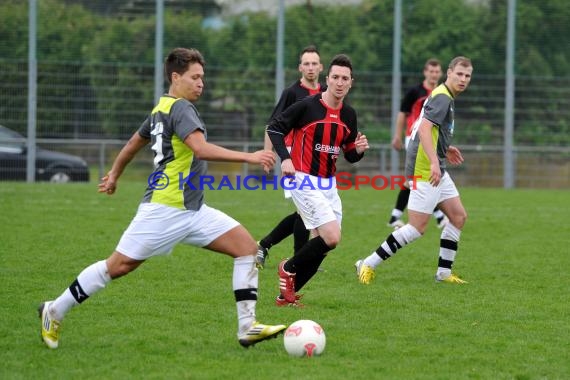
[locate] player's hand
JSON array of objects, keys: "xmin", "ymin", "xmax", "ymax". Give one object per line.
[
  {"xmin": 280, "ymin": 158, "xmax": 296, "ymax": 177},
  {"xmin": 446, "ymin": 146, "xmax": 464, "ymax": 166},
  {"xmin": 391, "ymin": 136, "xmax": 403, "ymax": 151},
  {"xmin": 250, "ymin": 150, "xmax": 276, "ymax": 171},
  {"xmin": 429, "ymin": 163, "xmax": 442, "ymax": 187},
  {"xmin": 355, "ymin": 132, "xmax": 370, "ymax": 154},
  {"xmin": 98, "ymin": 173, "xmax": 118, "ymax": 195},
  {"xmin": 258, "ymin": 149, "xmax": 275, "ymax": 173}
]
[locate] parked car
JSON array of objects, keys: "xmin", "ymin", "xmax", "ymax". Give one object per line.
[{"xmin": 0, "ymin": 125, "xmax": 90, "ymax": 183}]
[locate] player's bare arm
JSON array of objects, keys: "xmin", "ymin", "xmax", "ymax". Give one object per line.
[
  {"xmin": 184, "ymin": 130, "xmax": 275, "ymax": 168},
  {"xmin": 263, "ymin": 131, "xmax": 274, "ymax": 151},
  {"xmin": 98, "ymin": 132, "xmax": 149, "ymax": 195},
  {"xmin": 391, "ymin": 112, "xmax": 407, "ymax": 150}
]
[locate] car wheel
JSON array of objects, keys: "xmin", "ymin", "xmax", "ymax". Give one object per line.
[{"xmin": 49, "ymin": 170, "xmax": 72, "ymax": 183}]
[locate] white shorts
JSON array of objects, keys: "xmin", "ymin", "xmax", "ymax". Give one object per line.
[
  {"xmin": 408, "ymin": 172, "xmax": 459, "ymax": 214},
  {"xmin": 116, "ymin": 203, "xmax": 240, "ymax": 260},
  {"xmin": 289, "ymin": 172, "xmax": 342, "ymax": 230}
]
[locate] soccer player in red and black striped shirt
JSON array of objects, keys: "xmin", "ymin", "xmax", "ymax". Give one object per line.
[
  {"xmin": 256, "ymin": 46, "xmax": 325, "ymax": 270},
  {"xmin": 267, "ymin": 54, "xmax": 369, "ymax": 306}
]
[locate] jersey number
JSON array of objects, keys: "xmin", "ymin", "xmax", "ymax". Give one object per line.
[{"xmin": 150, "ymin": 122, "xmax": 164, "ymax": 167}]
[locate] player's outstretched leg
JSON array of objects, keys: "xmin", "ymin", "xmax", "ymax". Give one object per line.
[
  {"xmin": 39, "ymin": 260, "xmax": 112, "ymax": 349},
  {"xmin": 355, "ymin": 224, "xmax": 422, "ymax": 284}
]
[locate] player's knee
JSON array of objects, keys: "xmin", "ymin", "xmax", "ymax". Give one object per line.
[
  {"xmin": 109, "ymin": 263, "xmax": 135, "ymax": 279},
  {"xmin": 107, "ymin": 256, "xmax": 141, "ymax": 279},
  {"xmin": 460, "ymin": 210, "xmax": 468, "ymax": 226},
  {"xmin": 322, "ymin": 233, "xmax": 341, "ymax": 248},
  {"xmin": 451, "ymin": 210, "xmax": 467, "ymax": 229}
]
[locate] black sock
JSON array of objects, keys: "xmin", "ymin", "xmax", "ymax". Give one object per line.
[
  {"xmin": 294, "ymin": 253, "xmax": 326, "ymax": 292},
  {"xmin": 285, "ymin": 236, "xmax": 331, "ymax": 273},
  {"xmin": 395, "ymin": 188, "xmax": 410, "ymax": 212},
  {"xmin": 259, "ymin": 212, "xmax": 297, "ymax": 249},
  {"xmin": 293, "ymin": 213, "xmax": 310, "ymax": 254}
]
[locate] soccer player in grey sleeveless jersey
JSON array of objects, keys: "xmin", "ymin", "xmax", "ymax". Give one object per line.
[
  {"xmin": 356, "ymin": 56, "xmax": 473, "ymax": 285},
  {"xmin": 39, "ymin": 48, "xmax": 286, "ymax": 349}
]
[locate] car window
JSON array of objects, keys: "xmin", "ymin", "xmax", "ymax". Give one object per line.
[{"xmin": 0, "ymin": 126, "xmax": 26, "ymax": 153}]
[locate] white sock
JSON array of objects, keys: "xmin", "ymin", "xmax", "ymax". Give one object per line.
[
  {"xmin": 233, "ymin": 255, "xmax": 258, "ymax": 335},
  {"xmin": 50, "ymin": 260, "xmax": 111, "ymax": 321},
  {"xmin": 364, "ymin": 224, "xmax": 421, "ymax": 268},
  {"xmin": 391, "ymin": 209, "xmax": 404, "ymax": 219},
  {"xmin": 433, "ymin": 209, "xmax": 445, "ymax": 219}
]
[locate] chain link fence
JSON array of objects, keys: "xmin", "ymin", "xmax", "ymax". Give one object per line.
[{"xmin": 0, "ymin": 0, "xmax": 569, "ymax": 187}]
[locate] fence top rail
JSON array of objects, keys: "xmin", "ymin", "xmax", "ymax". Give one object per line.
[{"xmin": 2, "ymin": 137, "xmax": 569, "ymax": 155}]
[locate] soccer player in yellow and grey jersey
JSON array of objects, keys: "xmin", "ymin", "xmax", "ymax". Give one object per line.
[
  {"xmin": 39, "ymin": 48, "xmax": 286, "ymax": 350},
  {"xmin": 355, "ymin": 56, "xmax": 473, "ymax": 285},
  {"xmin": 405, "ymin": 80, "xmax": 455, "ymax": 182},
  {"xmin": 138, "ymin": 95, "xmax": 208, "ymax": 210}
]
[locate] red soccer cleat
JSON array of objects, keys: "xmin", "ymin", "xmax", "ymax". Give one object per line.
[{"xmin": 278, "ymin": 259, "xmax": 297, "ymax": 303}]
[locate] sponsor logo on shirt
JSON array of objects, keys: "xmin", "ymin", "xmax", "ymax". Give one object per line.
[{"xmin": 314, "ymin": 143, "xmax": 341, "ymax": 154}]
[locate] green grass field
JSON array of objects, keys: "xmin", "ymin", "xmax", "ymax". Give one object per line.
[{"xmin": 0, "ymin": 182, "xmax": 568, "ymax": 379}]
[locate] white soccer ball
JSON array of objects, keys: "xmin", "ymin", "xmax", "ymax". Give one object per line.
[{"xmin": 283, "ymin": 319, "xmax": 326, "ymax": 357}]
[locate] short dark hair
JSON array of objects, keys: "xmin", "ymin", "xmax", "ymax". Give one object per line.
[
  {"xmin": 327, "ymin": 54, "xmax": 353, "ymax": 77},
  {"xmin": 164, "ymin": 48, "xmax": 205, "ymax": 84},
  {"xmin": 299, "ymin": 45, "xmax": 320, "ymax": 63},
  {"xmin": 448, "ymin": 56, "xmax": 472, "ymax": 70},
  {"xmin": 424, "ymin": 58, "xmax": 442, "ymax": 69}
]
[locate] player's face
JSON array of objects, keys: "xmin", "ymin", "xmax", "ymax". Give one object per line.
[
  {"xmin": 171, "ymin": 62, "xmax": 204, "ymax": 101},
  {"xmin": 299, "ymin": 52, "xmax": 323, "ymax": 83},
  {"xmin": 326, "ymin": 65, "xmax": 353, "ymax": 100},
  {"xmin": 424, "ymin": 65, "xmax": 442, "ymax": 87},
  {"xmin": 446, "ymin": 64, "xmax": 473, "ymax": 96}
]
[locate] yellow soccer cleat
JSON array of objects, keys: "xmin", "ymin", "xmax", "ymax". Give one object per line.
[
  {"xmin": 39, "ymin": 301, "xmax": 61, "ymax": 349},
  {"xmin": 238, "ymin": 321, "xmax": 287, "ymax": 348},
  {"xmin": 436, "ymin": 273, "xmax": 468, "ymax": 284},
  {"xmin": 355, "ymin": 259, "xmax": 375, "ymax": 285}
]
